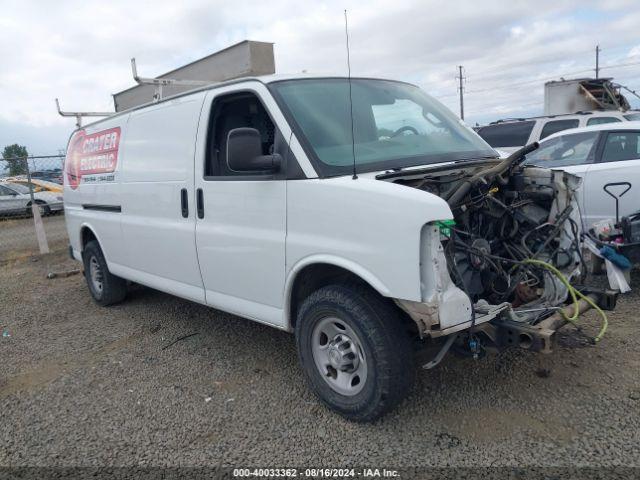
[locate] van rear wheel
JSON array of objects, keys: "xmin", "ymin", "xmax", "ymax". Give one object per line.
[
  {"xmin": 83, "ymin": 240, "xmax": 127, "ymax": 306},
  {"xmin": 295, "ymin": 283, "xmax": 414, "ymax": 422}
]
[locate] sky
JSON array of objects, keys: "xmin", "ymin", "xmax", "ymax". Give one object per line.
[{"xmin": 1, "ymin": 0, "xmax": 640, "ymax": 156}]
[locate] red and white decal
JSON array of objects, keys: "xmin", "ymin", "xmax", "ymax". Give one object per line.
[{"xmin": 66, "ymin": 127, "xmax": 121, "ymax": 189}]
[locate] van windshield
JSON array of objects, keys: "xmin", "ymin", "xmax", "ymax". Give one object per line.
[{"xmin": 269, "ymin": 78, "xmax": 496, "ymax": 176}]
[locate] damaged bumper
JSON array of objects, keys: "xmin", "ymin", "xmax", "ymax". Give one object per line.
[
  {"xmin": 399, "ymin": 287, "xmax": 617, "ymax": 354},
  {"xmin": 394, "ymin": 216, "xmax": 617, "ymax": 356},
  {"xmin": 486, "ymin": 288, "xmax": 617, "ymax": 354},
  {"xmin": 383, "ymin": 147, "xmax": 619, "ymax": 358},
  {"xmin": 396, "ymin": 297, "xmax": 509, "ymax": 337}
]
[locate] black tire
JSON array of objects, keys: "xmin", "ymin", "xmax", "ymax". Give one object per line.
[
  {"xmin": 82, "ymin": 240, "xmax": 127, "ymax": 306},
  {"xmin": 26, "ymin": 201, "xmax": 50, "ymax": 217},
  {"xmin": 590, "ymin": 251, "xmax": 605, "ymax": 275},
  {"xmin": 295, "ymin": 283, "xmax": 414, "ymax": 422}
]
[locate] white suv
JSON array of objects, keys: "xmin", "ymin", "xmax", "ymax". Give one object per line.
[{"xmin": 477, "ymin": 111, "xmax": 635, "ymax": 154}]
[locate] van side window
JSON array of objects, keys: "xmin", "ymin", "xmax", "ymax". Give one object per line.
[
  {"xmin": 205, "ymin": 92, "xmax": 276, "ymax": 177},
  {"xmin": 476, "ymin": 121, "xmax": 535, "ymax": 148},
  {"xmin": 601, "ymin": 132, "xmax": 640, "ymax": 163},
  {"xmin": 539, "ymin": 119, "xmax": 579, "ymax": 140}
]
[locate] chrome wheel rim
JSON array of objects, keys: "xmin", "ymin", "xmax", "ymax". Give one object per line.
[
  {"xmin": 89, "ymin": 256, "xmax": 103, "ymax": 293},
  {"xmin": 311, "ymin": 316, "xmax": 367, "ymax": 396}
]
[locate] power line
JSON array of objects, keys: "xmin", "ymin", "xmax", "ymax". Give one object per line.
[
  {"xmin": 438, "ymin": 44, "xmax": 640, "ymax": 98},
  {"xmin": 454, "ymin": 42, "xmax": 636, "ymax": 82},
  {"xmin": 465, "ymin": 100, "xmax": 544, "ymax": 117},
  {"xmin": 436, "ymin": 59, "xmax": 640, "ymax": 100},
  {"xmin": 601, "ymin": 60, "xmax": 640, "ymax": 70}
]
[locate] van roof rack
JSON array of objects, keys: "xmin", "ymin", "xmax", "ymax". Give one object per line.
[
  {"xmin": 130, "ymin": 57, "xmax": 215, "ymax": 102},
  {"xmin": 55, "ymin": 98, "xmax": 113, "ymax": 128},
  {"xmin": 55, "ymin": 57, "xmax": 220, "ymax": 127}
]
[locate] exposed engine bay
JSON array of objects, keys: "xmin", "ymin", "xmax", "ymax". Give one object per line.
[
  {"xmin": 379, "ymin": 145, "xmax": 613, "ymax": 354},
  {"xmin": 423, "ymin": 162, "xmax": 582, "ymax": 319}
]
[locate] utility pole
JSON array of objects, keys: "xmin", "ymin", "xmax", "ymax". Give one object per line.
[
  {"xmin": 456, "ymin": 65, "xmax": 465, "ymax": 120},
  {"xmin": 595, "ymin": 45, "xmax": 600, "ymax": 79},
  {"xmin": 23, "ymin": 157, "xmax": 49, "ymax": 254}
]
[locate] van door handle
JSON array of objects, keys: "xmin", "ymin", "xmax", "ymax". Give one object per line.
[
  {"xmin": 196, "ymin": 188, "xmax": 204, "ymax": 219},
  {"xmin": 180, "ymin": 188, "xmax": 189, "ymax": 218}
]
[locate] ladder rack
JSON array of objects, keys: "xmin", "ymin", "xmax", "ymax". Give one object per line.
[
  {"xmin": 130, "ymin": 57, "xmax": 214, "ymax": 102},
  {"xmin": 56, "ymin": 58, "xmax": 218, "ymax": 126},
  {"xmin": 55, "ymin": 98, "xmax": 112, "ymax": 128}
]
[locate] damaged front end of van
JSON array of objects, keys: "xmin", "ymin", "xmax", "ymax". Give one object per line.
[{"xmin": 381, "ymin": 144, "xmax": 617, "ymax": 362}]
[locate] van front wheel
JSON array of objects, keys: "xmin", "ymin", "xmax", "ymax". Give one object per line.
[
  {"xmin": 82, "ymin": 240, "xmax": 127, "ymax": 306},
  {"xmin": 295, "ymin": 284, "xmax": 414, "ymax": 422}
]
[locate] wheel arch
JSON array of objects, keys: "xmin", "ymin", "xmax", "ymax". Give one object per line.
[
  {"xmin": 78, "ymin": 223, "xmax": 109, "ymax": 261},
  {"xmin": 284, "ymin": 256, "xmax": 393, "ymax": 332}
]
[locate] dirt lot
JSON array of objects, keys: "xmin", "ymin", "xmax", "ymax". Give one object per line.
[{"xmin": 0, "ymin": 248, "xmax": 639, "ymax": 469}]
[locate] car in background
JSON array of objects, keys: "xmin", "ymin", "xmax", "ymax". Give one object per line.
[
  {"xmin": 0, "ymin": 181, "xmax": 63, "ymax": 217},
  {"xmin": 623, "ymin": 111, "xmax": 640, "ymax": 121},
  {"xmin": 5, "ymin": 177, "xmax": 63, "ymax": 193},
  {"xmin": 476, "ymin": 110, "xmax": 632, "ymax": 154},
  {"xmin": 29, "ymin": 169, "xmax": 64, "ymax": 184},
  {"xmin": 523, "ymin": 122, "xmax": 640, "ymax": 229}
]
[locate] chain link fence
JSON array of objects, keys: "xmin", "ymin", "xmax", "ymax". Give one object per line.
[{"xmin": 0, "ymin": 155, "xmax": 69, "ymax": 263}]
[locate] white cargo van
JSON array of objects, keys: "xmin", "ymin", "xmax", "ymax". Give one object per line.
[{"xmin": 64, "ymin": 75, "xmax": 612, "ymax": 421}]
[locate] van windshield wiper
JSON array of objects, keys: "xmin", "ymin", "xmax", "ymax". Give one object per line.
[
  {"xmin": 453, "ymin": 155, "xmax": 499, "ymax": 164},
  {"xmin": 375, "ymin": 158, "xmax": 500, "ymax": 180}
]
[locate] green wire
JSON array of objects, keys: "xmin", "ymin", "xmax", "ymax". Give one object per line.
[{"xmin": 523, "ymin": 259, "xmax": 608, "ymax": 343}]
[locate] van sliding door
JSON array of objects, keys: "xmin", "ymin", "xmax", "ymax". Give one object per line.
[{"xmin": 118, "ymin": 93, "xmax": 206, "ymax": 302}]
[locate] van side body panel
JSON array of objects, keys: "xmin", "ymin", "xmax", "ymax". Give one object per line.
[
  {"xmin": 284, "ymin": 176, "xmax": 455, "ymax": 327},
  {"xmin": 64, "ymin": 116, "xmax": 130, "ymax": 265},
  {"xmin": 117, "ymin": 93, "xmax": 207, "ymax": 303}
]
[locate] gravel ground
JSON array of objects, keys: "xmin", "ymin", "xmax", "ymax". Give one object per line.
[
  {"xmin": 0, "ymin": 248, "xmax": 639, "ymax": 469},
  {"xmin": 0, "ymin": 214, "xmax": 68, "ymax": 263}
]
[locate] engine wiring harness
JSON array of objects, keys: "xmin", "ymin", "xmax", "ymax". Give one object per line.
[{"xmin": 434, "ymin": 144, "xmax": 609, "ymax": 346}]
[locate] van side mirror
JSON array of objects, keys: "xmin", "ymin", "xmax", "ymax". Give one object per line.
[{"xmin": 226, "ymin": 127, "xmax": 281, "ymax": 173}]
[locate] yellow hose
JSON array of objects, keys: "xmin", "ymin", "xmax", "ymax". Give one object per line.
[{"xmin": 523, "ymin": 259, "xmax": 608, "ymax": 343}]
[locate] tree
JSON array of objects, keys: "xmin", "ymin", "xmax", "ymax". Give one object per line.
[{"xmin": 2, "ymin": 144, "xmax": 28, "ymax": 176}]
